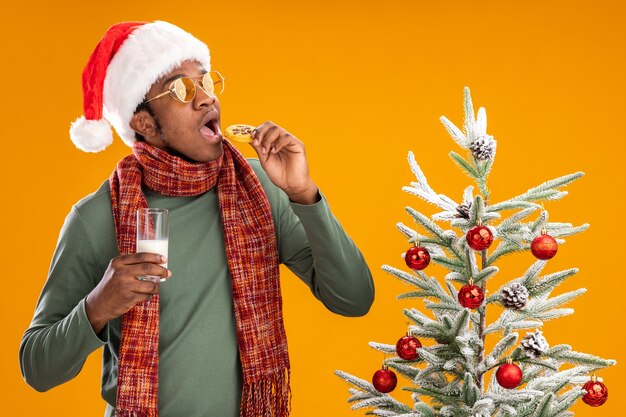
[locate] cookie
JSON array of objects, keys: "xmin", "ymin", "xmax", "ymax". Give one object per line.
[{"xmin": 223, "ymin": 124, "xmax": 256, "ymax": 143}]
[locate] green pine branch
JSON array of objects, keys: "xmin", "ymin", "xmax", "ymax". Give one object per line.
[{"xmin": 545, "ymin": 345, "xmax": 616, "ymax": 368}]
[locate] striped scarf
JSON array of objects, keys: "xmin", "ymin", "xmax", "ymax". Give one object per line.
[{"xmin": 109, "ymin": 140, "xmax": 291, "ymax": 417}]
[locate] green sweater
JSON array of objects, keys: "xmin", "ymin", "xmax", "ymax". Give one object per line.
[{"xmin": 20, "ymin": 158, "xmax": 374, "ymax": 416}]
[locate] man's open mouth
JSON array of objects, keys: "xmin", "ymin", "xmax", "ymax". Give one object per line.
[
  {"xmin": 204, "ymin": 119, "xmax": 220, "ymax": 135},
  {"xmin": 200, "ymin": 111, "xmax": 222, "ymax": 140}
]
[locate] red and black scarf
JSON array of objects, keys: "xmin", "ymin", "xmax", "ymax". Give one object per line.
[{"xmin": 109, "ymin": 140, "xmax": 291, "ymax": 417}]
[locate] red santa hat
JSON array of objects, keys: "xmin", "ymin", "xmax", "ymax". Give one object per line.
[{"xmin": 69, "ymin": 21, "xmax": 211, "ymax": 152}]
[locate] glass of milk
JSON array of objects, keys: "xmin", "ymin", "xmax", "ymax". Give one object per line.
[{"xmin": 136, "ymin": 208, "xmax": 169, "ymax": 282}]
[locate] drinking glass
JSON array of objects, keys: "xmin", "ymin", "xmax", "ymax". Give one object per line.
[{"xmin": 136, "ymin": 208, "xmax": 169, "ymax": 282}]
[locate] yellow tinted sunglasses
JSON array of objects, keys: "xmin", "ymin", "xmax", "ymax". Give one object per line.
[{"xmin": 145, "ymin": 71, "xmax": 225, "ymax": 104}]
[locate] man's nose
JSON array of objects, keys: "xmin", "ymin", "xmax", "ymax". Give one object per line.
[{"xmin": 193, "ymin": 84, "xmax": 217, "ymax": 109}]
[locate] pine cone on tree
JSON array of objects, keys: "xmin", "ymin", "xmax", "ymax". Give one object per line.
[
  {"xmin": 469, "ymin": 135, "xmax": 496, "ymax": 160},
  {"xmin": 501, "ymin": 283, "xmax": 529, "ymax": 310},
  {"xmin": 521, "ymin": 329, "xmax": 549, "ymax": 358},
  {"xmin": 455, "ymin": 202, "xmax": 471, "ymax": 219}
]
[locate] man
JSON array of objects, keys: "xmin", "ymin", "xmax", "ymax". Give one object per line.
[{"xmin": 19, "ymin": 21, "xmax": 374, "ymax": 417}]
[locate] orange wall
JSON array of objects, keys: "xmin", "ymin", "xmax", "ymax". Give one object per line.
[{"xmin": 1, "ymin": 1, "xmax": 624, "ymax": 415}]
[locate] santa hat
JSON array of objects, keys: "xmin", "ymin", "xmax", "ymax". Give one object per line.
[{"xmin": 69, "ymin": 21, "xmax": 211, "ymax": 152}]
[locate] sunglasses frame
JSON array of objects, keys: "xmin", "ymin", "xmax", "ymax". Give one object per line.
[{"xmin": 144, "ymin": 70, "xmax": 225, "ymax": 104}]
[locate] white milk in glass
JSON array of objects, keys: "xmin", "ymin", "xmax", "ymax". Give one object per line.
[{"xmin": 137, "ymin": 239, "xmax": 169, "ymax": 268}]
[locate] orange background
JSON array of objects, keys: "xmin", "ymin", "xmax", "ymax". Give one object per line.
[{"xmin": 1, "ymin": 0, "xmax": 624, "ymax": 415}]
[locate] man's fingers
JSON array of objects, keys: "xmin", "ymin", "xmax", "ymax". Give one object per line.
[
  {"xmin": 259, "ymin": 127, "xmax": 282, "ymax": 152},
  {"xmin": 133, "ymin": 280, "xmax": 160, "ymax": 295},
  {"xmin": 128, "ymin": 263, "xmax": 171, "ymax": 280},
  {"xmin": 134, "ymin": 293, "xmax": 155, "ymax": 305},
  {"xmin": 252, "ymin": 121, "xmax": 275, "ymax": 143},
  {"xmin": 114, "ymin": 252, "xmax": 167, "ymax": 267},
  {"xmin": 271, "ymin": 134, "xmax": 299, "ymax": 154}
]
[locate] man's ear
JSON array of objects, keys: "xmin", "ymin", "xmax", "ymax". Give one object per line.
[{"xmin": 130, "ymin": 110, "xmax": 158, "ymax": 139}]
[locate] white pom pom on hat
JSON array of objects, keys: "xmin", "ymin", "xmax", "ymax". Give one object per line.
[
  {"xmin": 70, "ymin": 117, "xmax": 113, "ymax": 152},
  {"xmin": 69, "ymin": 21, "xmax": 211, "ymax": 153}
]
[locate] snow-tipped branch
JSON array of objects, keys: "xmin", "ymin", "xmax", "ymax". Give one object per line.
[
  {"xmin": 335, "ymin": 370, "xmax": 381, "ymax": 396},
  {"xmin": 351, "ymin": 396, "xmax": 413, "ymax": 413},
  {"xmin": 497, "ymin": 172, "xmax": 584, "ymax": 206},
  {"xmin": 545, "ymin": 345, "xmax": 616, "ymax": 368},
  {"xmin": 525, "ymin": 269, "xmax": 578, "ymax": 297},
  {"xmin": 382, "ymin": 265, "xmax": 455, "ymax": 304},
  {"xmin": 402, "ymin": 152, "xmax": 458, "ymax": 212},
  {"xmin": 440, "ymin": 115, "xmax": 470, "ymax": 149},
  {"xmin": 481, "ymin": 333, "xmax": 519, "ymax": 373},
  {"xmin": 486, "ymin": 290, "xmax": 585, "ymax": 334}
]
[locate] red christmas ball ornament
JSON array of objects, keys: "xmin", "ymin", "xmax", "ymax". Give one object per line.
[
  {"xmin": 372, "ymin": 365, "xmax": 397, "ymax": 393},
  {"xmin": 396, "ymin": 333, "xmax": 422, "ymax": 360},
  {"xmin": 496, "ymin": 361, "xmax": 523, "ymax": 389},
  {"xmin": 457, "ymin": 282, "xmax": 485, "ymax": 309},
  {"xmin": 466, "ymin": 225, "xmax": 494, "ymax": 251},
  {"xmin": 531, "ymin": 232, "xmax": 558, "ymax": 260},
  {"xmin": 582, "ymin": 376, "xmax": 608, "ymax": 407},
  {"xmin": 405, "ymin": 245, "xmax": 430, "ymax": 270}
]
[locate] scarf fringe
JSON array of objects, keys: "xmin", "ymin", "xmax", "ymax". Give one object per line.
[{"xmin": 240, "ymin": 369, "xmax": 291, "ymax": 417}]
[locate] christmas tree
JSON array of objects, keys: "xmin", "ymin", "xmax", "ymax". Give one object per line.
[{"xmin": 335, "ymin": 87, "xmax": 616, "ymax": 417}]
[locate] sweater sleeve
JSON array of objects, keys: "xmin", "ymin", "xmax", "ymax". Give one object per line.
[
  {"xmin": 19, "ymin": 206, "xmax": 109, "ymax": 392},
  {"xmin": 276, "ymin": 189, "xmax": 375, "ymax": 317}
]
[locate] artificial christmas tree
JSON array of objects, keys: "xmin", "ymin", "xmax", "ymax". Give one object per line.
[{"xmin": 335, "ymin": 88, "xmax": 616, "ymax": 416}]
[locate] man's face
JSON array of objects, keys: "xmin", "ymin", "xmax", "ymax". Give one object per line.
[{"xmin": 131, "ymin": 60, "xmax": 223, "ymax": 163}]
